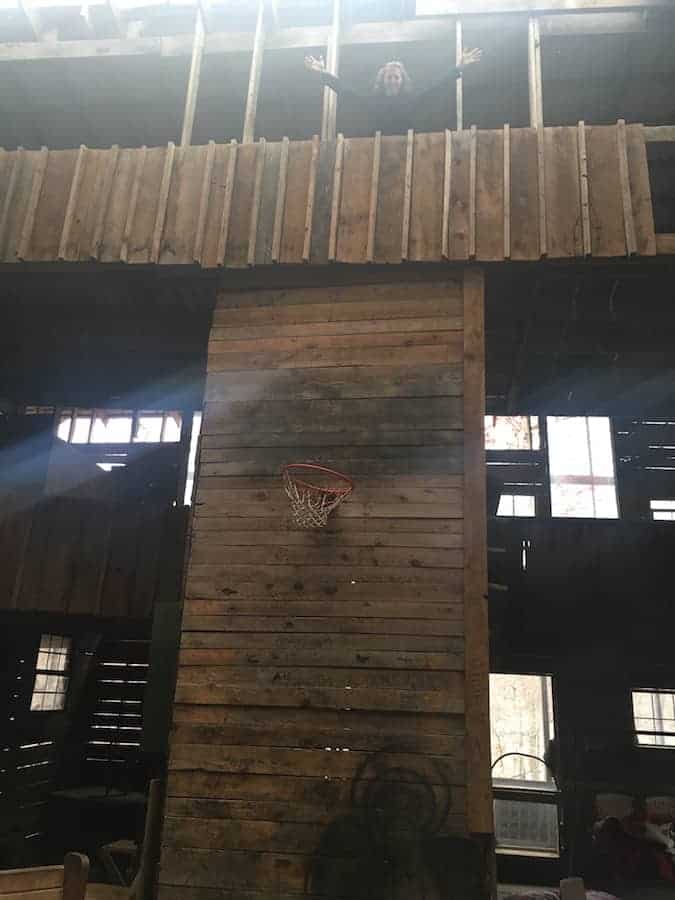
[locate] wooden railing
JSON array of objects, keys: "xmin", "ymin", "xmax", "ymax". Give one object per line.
[{"xmin": 0, "ymin": 121, "xmax": 662, "ymax": 268}]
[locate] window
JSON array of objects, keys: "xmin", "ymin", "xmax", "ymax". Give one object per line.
[
  {"xmin": 650, "ymin": 500, "xmax": 675, "ymax": 522},
  {"xmin": 491, "ymin": 673, "xmax": 558, "ymax": 855},
  {"xmin": 547, "ymin": 416, "xmax": 619, "ymax": 519},
  {"xmin": 486, "ymin": 416, "xmax": 540, "ymax": 451},
  {"xmin": 183, "ymin": 411, "xmax": 203, "ymax": 506},
  {"xmin": 632, "ymin": 689, "xmax": 675, "ymax": 748},
  {"xmin": 30, "ymin": 635, "xmax": 71, "ymax": 711},
  {"xmin": 497, "ymin": 494, "xmax": 536, "ymax": 517},
  {"xmin": 56, "ymin": 410, "xmax": 182, "ymax": 444}
]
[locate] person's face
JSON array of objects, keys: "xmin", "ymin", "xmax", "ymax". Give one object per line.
[{"xmin": 382, "ymin": 64, "xmax": 403, "ymax": 97}]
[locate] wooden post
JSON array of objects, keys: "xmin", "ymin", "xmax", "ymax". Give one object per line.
[
  {"xmin": 455, "ymin": 18, "xmax": 463, "ymax": 131},
  {"xmin": 151, "ymin": 141, "xmax": 176, "ymax": 263},
  {"xmin": 120, "ymin": 145, "xmax": 146, "ymax": 263},
  {"xmin": 247, "ymin": 137, "xmax": 266, "ymax": 265},
  {"xmin": 537, "ymin": 126, "xmax": 548, "ymax": 257},
  {"xmin": 401, "ymin": 128, "xmax": 414, "ymax": 261},
  {"xmin": 193, "ymin": 139, "xmax": 216, "ymax": 264},
  {"xmin": 63, "ymin": 852, "xmax": 89, "ymax": 900},
  {"xmin": 302, "ymin": 134, "xmax": 320, "ymax": 262},
  {"xmin": 242, "ymin": 0, "xmax": 266, "ymax": 144},
  {"xmin": 59, "ymin": 144, "xmax": 87, "ymax": 260},
  {"xmin": 271, "ymin": 136, "xmax": 289, "ymax": 263},
  {"xmin": 503, "ymin": 123, "xmax": 511, "ymax": 259},
  {"xmin": 217, "ymin": 139, "xmax": 238, "ymax": 265},
  {"xmin": 17, "ymin": 146, "xmax": 48, "ymax": 261},
  {"xmin": 321, "ymin": 0, "xmax": 341, "ymax": 142},
  {"xmin": 469, "ymin": 124, "xmax": 477, "ymax": 259},
  {"xmin": 366, "ymin": 130, "xmax": 381, "ymax": 263},
  {"xmin": 442, "ymin": 128, "xmax": 452, "ymax": 259},
  {"xmin": 328, "ymin": 132, "xmax": 344, "ymax": 262},
  {"xmin": 180, "ymin": 7, "xmax": 205, "ymax": 148},
  {"xmin": 617, "ymin": 118, "xmax": 637, "ymax": 256},
  {"xmin": 528, "ymin": 17, "xmax": 544, "ymax": 130},
  {"xmin": 577, "ymin": 120, "xmax": 591, "ymax": 256},
  {"xmin": 91, "ymin": 144, "xmax": 118, "ymax": 260},
  {"xmin": 0, "ymin": 147, "xmax": 24, "ymax": 257},
  {"xmin": 463, "ymin": 267, "xmax": 492, "ymax": 836}
]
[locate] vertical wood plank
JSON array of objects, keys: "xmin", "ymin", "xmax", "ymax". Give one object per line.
[
  {"xmin": 224, "ymin": 142, "xmax": 257, "ymax": 267},
  {"xmin": 366, "ymin": 130, "xmax": 381, "ymax": 263},
  {"xmin": 193, "ymin": 140, "xmax": 216, "ymax": 264},
  {"xmin": 310, "ymin": 139, "xmax": 336, "ymax": 264},
  {"xmin": 328, "ymin": 133, "xmax": 344, "ymax": 262},
  {"xmin": 503, "ymin": 124, "xmax": 511, "ymax": 259},
  {"xmin": 151, "ymin": 141, "xmax": 176, "ymax": 263},
  {"xmin": 373, "ymin": 134, "xmax": 405, "ymax": 264},
  {"xmin": 537, "ymin": 126, "xmax": 548, "ymax": 257},
  {"xmin": 468, "ymin": 125, "xmax": 477, "ymax": 259},
  {"xmin": 626, "ymin": 124, "xmax": 656, "ymax": 257},
  {"xmin": 272, "ymin": 136, "xmax": 289, "ymax": 263},
  {"xmin": 442, "ymin": 129, "xmax": 452, "ymax": 260},
  {"xmin": 510, "ymin": 128, "xmax": 539, "ymax": 260},
  {"xmin": 17, "ymin": 145, "xmax": 48, "ymax": 260},
  {"xmin": 0, "ymin": 148, "xmax": 24, "ymax": 257},
  {"xmin": 58, "ymin": 144, "xmax": 87, "ymax": 260},
  {"xmin": 545, "ymin": 127, "xmax": 582, "ymax": 257},
  {"xmin": 475, "ymin": 128, "xmax": 503, "ymax": 261},
  {"xmin": 616, "ymin": 119, "xmax": 637, "ymax": 256},
  {"xmin": 216, "ymin": 139, "xmax": 238, "ymax": 266},
  {"xmin": 336, "ymin": 138, "xmax": 372, "ymax": 263},
  {"xmin": 409, "ymin": 131, "xmax": 444, "ymax": 262},
  {"xmin": 161, "ymin": 144, "xmax": 207, "ymax": 264},
  {"xmin": 577, "ymin": 120, "xmax": 591, "ymax": 257},
  {"xmin": 242, "ymin": 0, "xmax": 265, "ymax": 144},
  {"xmin": 302, "ymin": 134, "xmax": 320, "ymax": 262},
  {"xmin": 180, "ymin": 8, "xmax": 205, "ymax": 148},
  {"xmin": 91, "ymin": 144, "xmax": 119, "ymax": 260},
  {"xmin": 400, "ymin": 128, "xmax": 414, "ymax": 261},
  {"xmin": 586, "ymin": 124, "xmax": 625, "ymax": 258},
  {"xmin": 449, "ymin": 129, "xmax": 471, "ymax": 260},
  {"xmin": 455, "ymin": 20, "xmax": 464, "ymax": 132},
  {"xmin": 247, "ymin": 138, "xmax": 266, "ymax": 266},
  {"xmin": 255, "ymin": 140, "xmax": 282, "ymax": 265},
  {"xmin": 120, "ymin": 145, "xmax": 146, "ymax": 263},
  {"xmin": 321, "ymin": 0, "xmax": 341, "ymax": 143},
  {"xmin": 462, "ymin": 266, "xmax": 492, "ymax": 836}
]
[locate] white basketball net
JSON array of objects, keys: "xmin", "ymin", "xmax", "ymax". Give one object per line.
[{"xmin": 282, "ymin": 467, "xmax": 353, "ymax": 529}]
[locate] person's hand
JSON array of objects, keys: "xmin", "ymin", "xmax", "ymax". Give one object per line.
[
  {"xmin": 461, "ymin": 47, "xmax": 483, "ymax": 66},
  {"xmin": 304, "ymin": 54, "xmax": 326, "ymax": 74}
]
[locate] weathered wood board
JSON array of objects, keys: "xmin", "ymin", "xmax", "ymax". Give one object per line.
[
  {"xmin": 0, "ymin": 124, "xmax": 659, "ymax": 267},
  {"xmin": 158, "ymin": 272, "xmax": 492, "ymax": 899}
]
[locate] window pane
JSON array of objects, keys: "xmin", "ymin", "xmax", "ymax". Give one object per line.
[
  {"xmin": 490, "ymin": 674, "xmax": 554, "ymax": 785},
  {"xmin": 162, "ymin": 414, "xmax": 182, "ymax": 443},
  {"xmin": 494, "ymin": 798, "xmax": 559, "ymax": 854},
  {"xmin": 550, "ymin": 483, "xmax": 596, "ymax": 518},
  {"xmin": 134, "ymin": 416, "xmax": 163, "ymax": 443},
  {"xmin": 514, "ymin": 495, "xmax": 536, "ymax": 517},
  {"xmin": 71, "ymin": 416, "xmax": 92, "ymax": 444},
  {"xmin": 56, "ymin": 415, "xmax": 72, "ymax": 441},
  {"xmin": 485, "ymin": 416, "xmax": 538, "ymax": 451},
  {"xmin": 633, "ymin": 690, "xmax": 675, "ymax": 746},
  {"xmin": 548, "ymin": 417, "xmax": 618, "ymax": 519},
  {"xmin": 651, "ymin": 500, "xmax": 675, "ymax": 510},
  {"xmin": 547, "ymin": 417, "xmax": 591, "ymax": 477},
  {"xmin": 90, "ymin": 415, "xmax": 133, "ymax": 443},
  {"xmin": 588, "ymin": 417, "xmax": 616, "ymax": 477}
]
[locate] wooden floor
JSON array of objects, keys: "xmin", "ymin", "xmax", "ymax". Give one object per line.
[{"xmin": 157, "ymin": 272, "xmax": 491, "ymax": 897}]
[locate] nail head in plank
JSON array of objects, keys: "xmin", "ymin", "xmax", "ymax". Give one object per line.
[
  {"xmin": 91, "ymin": 144, "xmax": 119, "ymax": 260},
  {"xmin": 536, "ymin": 125, "xmax": 548, "ymax": 257},
  {"xmin": 151, "ymin": 140, "xmax": 176, "ymax": 263},
  {"xmin": 271, "ymin": 136, "xmax": 289, "ymax": 263},
  {"xmin": 441, "ymin": 129, "xmax": 452, "ymax": 260},
  {"xmin": 328, "ymin": 132, "xmax": 344, "ymax": 263},
  {"xmin": 577, "ymin": 120, "xmax": 591, "ymax": 256},
  {"xmin": 468, "ymin": 125, "xmax": 477, "ymax": 259},
  {"xmin": 0, "ymin": 147, "xmax": 24, "ymax": 257},
  {"xmin": 120, "ymin": 144, "xmax": 146, "ymax": 263},
  {"xmin": 616, "ymin": 118, "xmax": 637, "ymax": 256},
  {"xmin": 401, "ymin": 128, "xmax": 414, "ymax": 261},
  {"xmin": 302, "ymin": 134, "xmax": 320, "ymax": 263},
  {"xmin": 247, "ymin": 137, "xmax": 266, "ymax": 266},
  {"xmin": 193, "ymin": 139, "xmax": 216, "ymax": 264},
  {"xmin": 503, "ymin": 123, "xmax": 511, "ymax": 259},
  {"xmin": 366, "ymin": 130, "xmax": 381, "ymax": 263},
  {"xmin": 17, "ymin": 145, "xmax": 49, "ymax": 261},
  {"xmin": 216, "ymin": 139, "xmax": 238, "ymax": 266},
  {"xmin": 58, "ymin": 143, "xmax": 87, "ymax": 260}
]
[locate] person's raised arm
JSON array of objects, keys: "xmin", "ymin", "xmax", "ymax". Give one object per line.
[
  {"xmin": 413, "ymin": 47, "xmax": 483, "ymax": 99},
  {"xmin": 304, "ymin": 54, "xmax": 363, "ymax": 98}
]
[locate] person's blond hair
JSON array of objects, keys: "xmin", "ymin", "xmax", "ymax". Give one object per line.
[{"xmin": 373, "ymin": 61, "xmax": 412, "ymax": 95}]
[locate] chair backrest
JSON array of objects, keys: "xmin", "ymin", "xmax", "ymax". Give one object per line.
[
  {"xmin": 0, "ymin": 852, "xmax": 89, "ymax": 899},
  {"xmin": 130, "ymin": 779, "xmax": 164, "ymax": 900}
]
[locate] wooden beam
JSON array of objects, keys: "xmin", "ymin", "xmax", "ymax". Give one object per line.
[
  {"xmin": 302, "ymin": 134, "xmax": 320, "ymax": 262},
  {"xmin": 527, "ymin": 16, "xmax": 544, "ymax": 130},
  {"xmin": 91, "ymin": 143, "xmax": 118, "ymax": 260},
  {"xmin": 401, "ymin": 128, "xmax": 414, "ymax": 262},
  {"xmin": 151, "ymin": 140, "xmax": 176, "ymax": 263},
  {"xmin": 180, "ymin": 7, "xmax": 205, "ymax": 148},
  {"xmin": 455, "ymin": 18, "xmax": 463, "ymax": 132},
  {"xmin": 321, "ymin": 0, "xmax": 341, "ymax": 143},
  {"xmin": 616, "ymin": 118, "xmax": 637, "ymax": 256},
  {"xmin": 503, "ymin": 123, "xmax": 511, "ymax": 259},
  {"xmin": 327, "ymin": 132, "xmax": 344, "ymax": 262},
  {"xmin": 17, "ymin": 145, "xmax": 48, "ymax": 261},
  {"xmin": 216, "ymin": 139, "xmax": 238, "ymax": 265},
  {"xmin": 536, "ymin": 124, "xmax": 548, "ymax": 257},
  {"xmin": 365, "ymin": 130, "xmax": 381, "ymax": 263},
  {"xmin": 271, "ymin": 135, "xmax": 289, "ymax": 263},
  {"xmin": 193, "ymin": 139, "xmax": 215, "ymax": 264},
  {"xmin": 655, "ymin": 233, "xmax": 675, "ymax": 254},
  {"xmin": 247, "ymin": 137, "xmax": 266, "ymax": 266},
  {"xmin": 644, "ymin": 125, "xmax": 675, "ymax": 142},
  {"xmin": 577, "ymin": 120, "xmax": 591, "ymax": 256},
  {"xmin": 462, "ymin": 266, "xmax": 492, "ymax": 836},
  {"xmin": 469, "ymin": 124, "xmax": 477, "ymax": 259},
  {"xmin": 242, "ymin": 0, "xmax": 266, "ymax": 145},
  {"xmin": 58, "ymin": 143, "xmax": 87, "ymax": 260},
  {"xmin": 442, "ymin": 128, "xmax": 452, "ymax": 260}
]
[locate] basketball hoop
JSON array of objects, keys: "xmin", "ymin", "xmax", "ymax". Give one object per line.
[{"xmin": 282, "ymin": 463, "xmax": 354, "ymax": 529}]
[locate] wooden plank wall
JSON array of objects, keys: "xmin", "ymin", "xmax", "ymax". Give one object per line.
[
  {"xmin": 158, "ymin": 271, "xmax": 492, "ymax": 898},
  {"xmin": 0, "ymin": 123, "xmax": 656, "ymax": 268}
]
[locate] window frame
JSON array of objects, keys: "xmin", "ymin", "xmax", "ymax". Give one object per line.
[
  {"xmin": 30, "ymin": 634, "xmax": 72, "ymax": 713},
  {"xmin": 631, "ymin": 687, "xmax": 675, "ymax": 749}
]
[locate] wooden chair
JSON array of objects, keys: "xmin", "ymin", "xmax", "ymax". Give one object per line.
[
  {"xmin": 86, "ymin": 780, "xmax": 163, "ymax": 900},
  {"xmin": 0, "ymin": 852, "xmax": 89, "ymax": 899}
]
